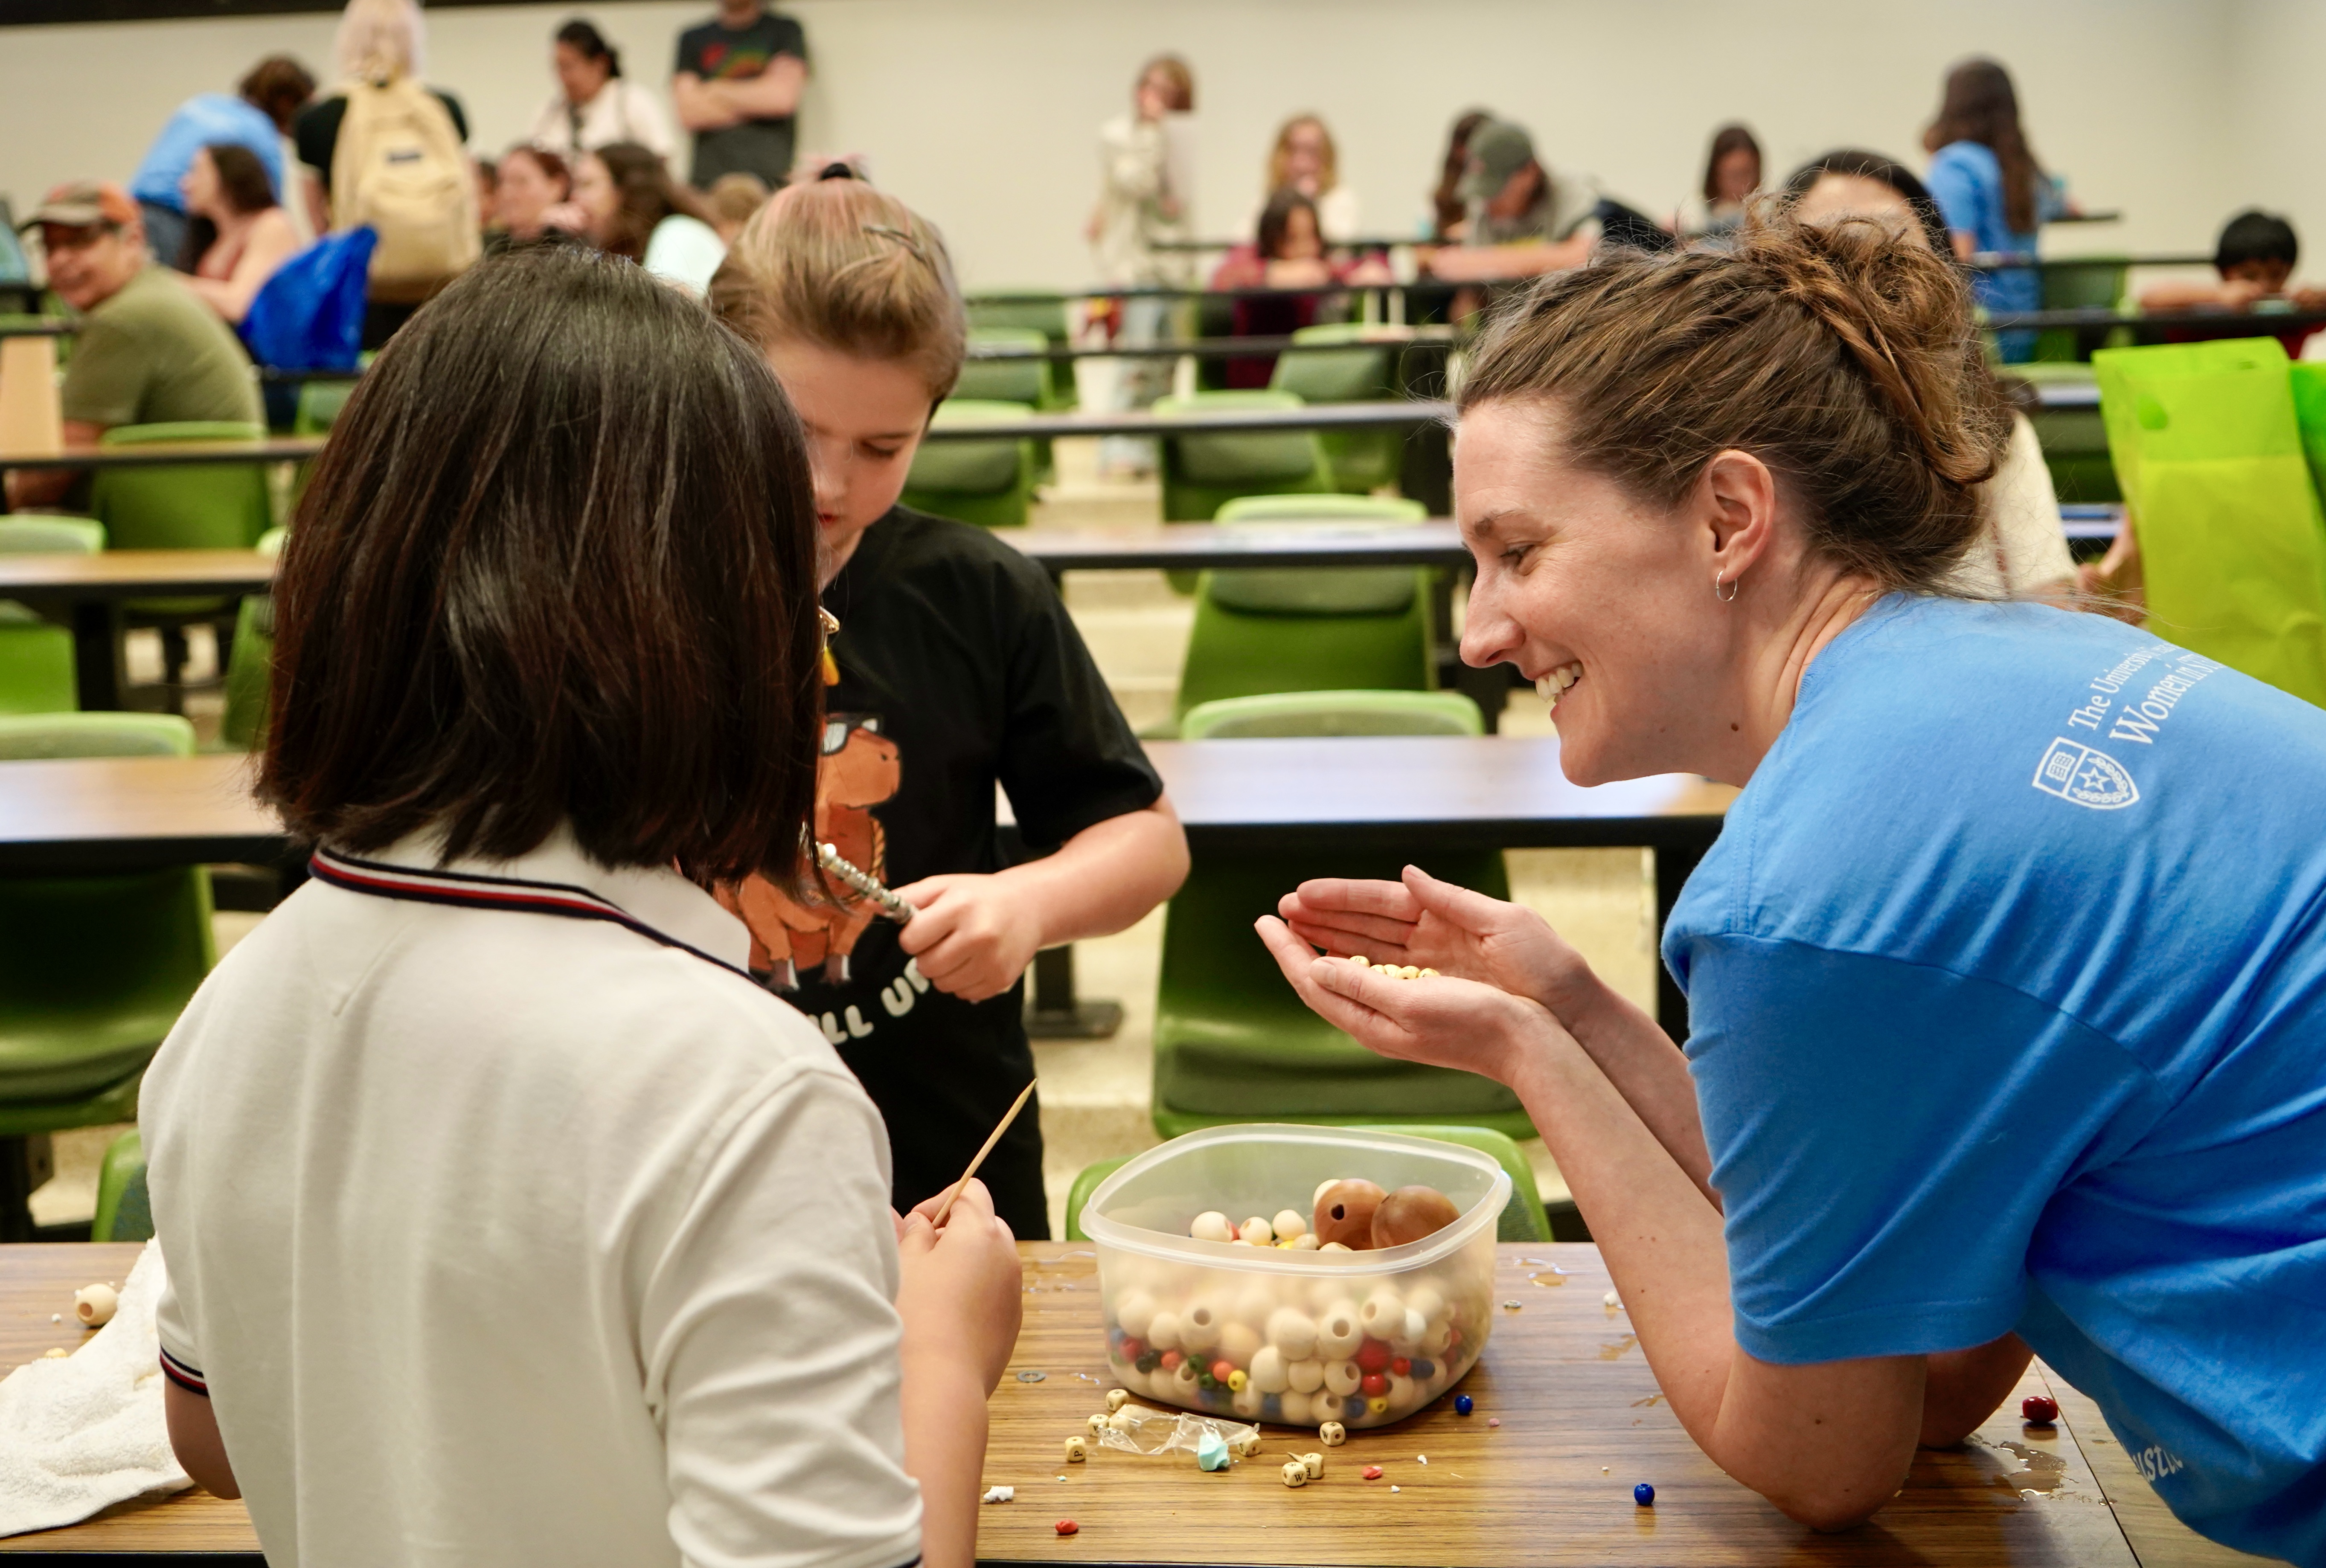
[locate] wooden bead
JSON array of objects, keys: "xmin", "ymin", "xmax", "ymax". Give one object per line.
[
  {"xmin": 1300, "ymin": 1452, "xmax": 1325, "ymax": 1478},
  {"xmin": 1189, "ymin": 1211, "xmax": 1233, "ymax": 1243},
  {"xmin": 1281, "ymin": 1460, "xmax": 1309, "ymax": 1487},
  {"xmin": 1064, "ymin": 1436, "xmax": 1088, "ymax": 1463},
  {"xmin": 1319, "ymin": 1420, "xmax": 1346, "ymax": 1446},
  {"xmin": 1370, "ymin": 1186, "xmax": 1460, "ymax": 1248},
  {"xmin": 1105, "ymin": 1388, "xmax": 1129, "ymax": 1414},
  {"xmin": 72, "ymin": 1283, "xmax": 118, "ymax": 1327},
  {"xmin": 1311, "ymin": 1179, "xmax": 1386, "ymax": 1248}
]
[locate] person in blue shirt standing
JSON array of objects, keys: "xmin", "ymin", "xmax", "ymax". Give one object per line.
[
  {"xmin": 1259, "ymin": 214, "xmax": 2326, "ymax": 1565},
  {"xmin": 1922, "ymin": 58, "xmax": 2068, "ymax": 362},
  {"xmin": 130, "ymin": 56, "xmax": 315, "ymax": 273}
]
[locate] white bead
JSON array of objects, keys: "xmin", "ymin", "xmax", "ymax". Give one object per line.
[
  {"xmin": 1281, "ymin": 1460, "xmax": 1309, "ymax": 1488},
  {"xmin": 1404, "ymin": 1285, "xmax": 1445, "ymax": 1324},
  {"xmin": 1422, "ymin": 1320, "xmax": 1453, "ymax": 1356},
  {"xmin": 1248, "ymin": 1344, "xmax": 1291, "ymax": 1394},
  {"xmin": 1319, "ymin": 1420, "xmax": 1347, "ymax": 1446},
  {"xmin": 1113, "ymin": 1289, "xmax": 1156, "ymax": 1340},
  {"xmin": 1231, "ymin": 1282, "xmax": 1276, "ymax": 1330},
  {"xmin": 1315, "ymin": 1301, "xmax": 1363, "ymax": 1359},
  {"xmin": 1272, "ymin": 1209, "xmax": 1308, "ymax": 1242},
  {"xmin": 1145, "ymin": 1310, "xmax": 1182, "ymax": 1352},
  {"xmin": 1323, "ymin": 1358, "xmax": 1363, "ymax": 1397},
  {"xmin": 1266, "ymin": 1306, "xmax": 1319, "ymax": 1361},
  {"xmin": 72, "ymin": 1284, "xmax": 119, "ymax": 1328},
  {"xmin": 1231, "ymin": 1383, "xmax": 1264, "ymax": 1418},
  {"xmin": 1291, "ymin": 1233, "xmax": 1321, "ymax": 1250},
  {"xmin": 1170, "ymin": 1360, "xmax": 1201, "ymax": 1395},
  {"xmin": 1314, "ymin": 1176, "xmax": 1341, "ymax": 1206},
  {"xmin": 1286, "ymin": 1355, "xmax": 1326, "ymax": 1393},
  {"xmin": 1358, "ymin": 1289, "xmax": 1405, "ymax": 1339},
  {"xmin": 1178, "ymin": 1298, "xmax": 1223, "ymax": 1353},
  {"xmin": 1320, "ymin": 1240, "xmax": 1354, "ymax": 1252},
  {"xmin": 1238, "ymin": 1216, "xmax": 1273, "ymax": 1245},
  {"xmin": 1109, "ymin": 1408, "xmax": 1140, "ymax": 1432},
  {"xmin": 1219, "ymin": 1321, "xmax": 1261, "ymax": 1370},
  {"xmin": 1190, "ymin": 1210, "xmax": 1234, "ymax": 1243},
  {"xmin": 1277, "ymin": 1388, "xmax": 1312, "ymax": 1424},
  {"xmin": 1105, "ymin": 1388, "xmax": 1129, "ymax": 1414}
]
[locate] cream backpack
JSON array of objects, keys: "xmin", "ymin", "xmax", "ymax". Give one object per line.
[{"xmin": 329, "ymin": 74, "xmax": 480, "ymax": 301}]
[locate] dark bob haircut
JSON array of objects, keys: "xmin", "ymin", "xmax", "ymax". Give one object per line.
[
  {"xmin": 262, "ymin": 245, "xmax": 823, "ymax": 886},
  {"xmin": 2217, "ymin": 209, "xmax": 2297, "ymax": 273}
]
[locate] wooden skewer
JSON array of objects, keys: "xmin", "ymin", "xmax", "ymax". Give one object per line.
[{"xmin": 930, "ymin": 1079, "xmax": 1038, "ymax": 1228}]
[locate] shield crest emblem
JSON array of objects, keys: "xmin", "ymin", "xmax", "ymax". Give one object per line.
[{"xmin": 2032, "ymin": 738, "xmax": 2139, "ymax": 810}]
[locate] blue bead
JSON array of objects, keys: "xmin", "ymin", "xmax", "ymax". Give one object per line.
[
  {"xmin": 1413, "ymin": 1359, "xmax": 1437, "ymax": 1379},
  {"xmin": 1261, "ymin": 1394, "xmax": 1283, "ymax": 1421},
  {"xmin": 1634, "ymin": 1483, "xmax": 1655, "ymax": 1506}
]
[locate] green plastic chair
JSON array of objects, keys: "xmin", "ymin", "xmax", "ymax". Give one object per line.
[
  {"xmin": 965, "ymin": 295, "xmax": 1077, "ymax": 408},
  {"xmin": 0, "ymin": 713, "xmax": 215, "ymax": 1240},
  {"xmin": 900, "ymin": 399, "xmax": 1038, "ymax": 529},
  {"xmin": 1271, "ymin": 325, "xmax": 1405, "ymax": 492},
  {"xmin": 220, "ymin": 527, "xmax": 287, "ymax": 749},
  {"xmin": 91, "ymin": 1128, "xmax": 152, "ymax": 1243},
  {"xmin": 294, "ymin": 378, "xmax": 356, "ymax": 434},
  {"xmin": 2033, "ymin": 256, "xmax": 2131, "ymax": 364},
  {"xmin": 954, "ymin": 328, "xmax": 1061, "ymax": 409},
  {"xmin": 1156, "ymin": 390, "xmax": 1336, "ymax": 522},
  {"xmin": 1151, "ymin": 693, "xmax": 1527, "ymax": 1142},
  {"xmin": 1206, "ymin": 493, "xmax": 1431, "ymax": 615},
  {"xmin": 1182, "ymin": 689, "xmax": 1482, "ymax": 740},
  {"xmin": 1064, "ymin": 1124, "xmax": 1549, "ymax": 1244},
  {"xmin": 91, "ymin": 421, "xmax": 275, "ymax": 704},
  {"xmin": 0, "ymin": 517, "xmax": 104, "ymax": 714}
]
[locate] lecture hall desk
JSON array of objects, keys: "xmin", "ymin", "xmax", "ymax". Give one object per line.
[{"xmin": 0, "ymin": 1242, "xmax": 2218, "ymax": 1565}]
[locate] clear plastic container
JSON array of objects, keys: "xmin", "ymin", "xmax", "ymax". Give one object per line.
[{"xmin": 1082, "ymin": 1124, "xmax": 1509, "ymax": 1430}]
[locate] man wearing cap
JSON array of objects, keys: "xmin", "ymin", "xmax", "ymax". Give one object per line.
[
  {"xmin": 1427, "ymin": 118, "xmax": 1608, "ymax": 281},
  {"xmin": 6, "ymin": 183, "xmax": 262, "ymax": 511}
]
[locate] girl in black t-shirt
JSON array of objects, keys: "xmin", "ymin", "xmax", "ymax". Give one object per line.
[{"xmin": 709, "ymin": 174, "xmax": 1189, "ymax": 1240}]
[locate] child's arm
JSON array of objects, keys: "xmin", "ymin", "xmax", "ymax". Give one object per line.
[
  {"xmin": 894, "ymin": 799, "xmax": 1188, "ymax": 1003},
  {"xmin": 163, "ymin": 1380, "xmax": 240, "ymax": 1498},
  {"xmin": 2138, "ymin": 277, "xmax": 2256, "ymax": 311},
  {"xmin": 895, "ymin": 1179, "xmax": 1024, "ymax": 1568}
]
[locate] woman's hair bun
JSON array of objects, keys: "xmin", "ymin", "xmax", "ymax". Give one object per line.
[{"xmin": 1460, "ymin": 209, "xmax": 2013, "ymax": 592}]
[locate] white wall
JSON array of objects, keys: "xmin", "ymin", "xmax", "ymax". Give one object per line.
[{"xmin": 0, "ymin": 0, "xmax": 2299, "ymax": 290}]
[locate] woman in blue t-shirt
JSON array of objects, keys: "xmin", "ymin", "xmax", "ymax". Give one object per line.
[
  {"xmin": 1257, "ymin": 215, "xmax": 2326, "ymax": 1565},
  {"xmin": 1922, "ymin": 58, "xmax": 2068, "ymax": 361}
]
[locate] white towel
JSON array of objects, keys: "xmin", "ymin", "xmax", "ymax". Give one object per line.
[{"xmin": 0, "ymin": 1241, "xmax": 192, "ymax": 1538}]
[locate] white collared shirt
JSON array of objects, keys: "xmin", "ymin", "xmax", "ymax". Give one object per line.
[
  {"xmin": 529, "ymin": 78, "xmax": 677, "ymax": 159},
  {"xmin": 142, "ymin": 829, "xmax": 923, "ymax": 1568}
]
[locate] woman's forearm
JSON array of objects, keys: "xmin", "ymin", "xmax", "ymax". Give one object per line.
[
  {"xmin": 899, "ymin": 1354, "xmax": 988, "ymax": 1568},
  {"xmin": 1506, "ymin": 1025, "xmax": 1923, "ymax": 1528},
  {"xmin": 1556, "ymin": 980, "xmax": 1717, "ymax": 1202}
]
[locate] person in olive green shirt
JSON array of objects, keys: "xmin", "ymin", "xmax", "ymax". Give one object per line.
[{"xmin": 6, "ymin": 181, "xmax": 262, "ymax": 512}]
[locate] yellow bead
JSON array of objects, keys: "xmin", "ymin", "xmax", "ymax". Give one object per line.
[
  {"xmin": 1367, "ymin": 1396, "xmax": 1390, "ymax": 1414},
  {"xmin": 1227, "ymin": 1370, "xmax": 1248, "ymax": 1391}
]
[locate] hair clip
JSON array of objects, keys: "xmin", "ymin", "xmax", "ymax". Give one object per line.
[
  {"xmin": 817, "ymin": 161, "xmax": 860, "ymax": 182},
  {"xmin": 862, "ymin": 223, "xmax": 930, "ymax": 265}
]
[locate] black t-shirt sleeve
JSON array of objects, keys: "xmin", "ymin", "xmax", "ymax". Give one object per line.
[
  {"xmin": 292, "ymin": 96, "xmax": 343, "ymax": 178},
  {"xmin": 769, "ymin": 13, "xmax": 808, "ymax": 64},
  {"xmin": 674, "ymin": 21, "xmax": 710, "ymax": 75},
  {"xmin": 989, "ymin": 552, "xmax": 1163, "ymax": 850}
]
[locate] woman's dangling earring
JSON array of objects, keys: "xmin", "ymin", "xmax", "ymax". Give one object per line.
[{"xmin": 1715, "ymin": 572, "xmax": 1740, "ymax": 603}]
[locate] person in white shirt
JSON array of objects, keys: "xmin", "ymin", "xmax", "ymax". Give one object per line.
[
  {"xmin": 1238, "ymin": 113, "xmax": 1361, "ymax": 244},
  {"xmin": 529, "ymin": 17, "xmax": 675, "ymax": 160},
  {"xmin": 144, "ymin": 244, "xmax": 1022, "ymax": 1568},
  {"xmin": 571, "ymin": 141, "xmax": 727, "ymax": 295}
]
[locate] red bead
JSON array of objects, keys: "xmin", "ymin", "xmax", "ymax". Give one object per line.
[
  {"xmin": 1360, "ymin": 1371, "xmax": 1388, "ymax": 1397},
  {"xmin": 1055, "ymin": 1519, "xmax": 1079, "ymax": 1536},
  {"xmin": 1354, "ymin": 1338, "xmax": 1392, "ymax": 1372},
  {"xmin": 1160, "ymin": 1350, "xmax": 1182, "ymax": 1371},
  {"xmin": 1362, "ymin": 1465, "xmax": 1384, "ymax": 1480},
  {"xmin": 1210, "ymin": 1359, "xmax": 1236, "ymax": 1384},
  {"xmin": 1119, "ymin": 1337, "xmax": 1144, "ymax": 1361},
  {"xmin": 2021, "ymin": 1394, "xmax": 2059, "ymax": 1424},
  {"xmin": 1447, "ymin": 1328, "xmax": 1462, "ymax": 1348},
  {"xmin": 1391, "ymin": 1356, "xmax": 1411, "ymax": 1376}
]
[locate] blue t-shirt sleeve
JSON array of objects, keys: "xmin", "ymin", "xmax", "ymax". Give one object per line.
[
  {"xmin": 1682, "ymin": 933, "xmax": 2159, "ymax": 1365},
  {"xmin": 1923, "ymin": 145, "xmax": 1984, "ymax": 240}
]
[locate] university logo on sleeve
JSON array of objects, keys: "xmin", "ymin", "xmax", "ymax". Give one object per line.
[{"xmin": 2032, "ymin": 737, "xmax": 2139, "ymax": 810}]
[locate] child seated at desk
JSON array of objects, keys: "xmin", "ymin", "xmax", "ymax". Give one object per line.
[
  {"xmin": 143, "ymin": 246, "xmax": 1022, "ymax": 1568},
  {"xmin": 2140, "ymin": 209, "xmax": 2326, "ymax": 356},
  {"xmin": 1209, "ymin": 187, "xmax": 1392, "ymax": 386}
]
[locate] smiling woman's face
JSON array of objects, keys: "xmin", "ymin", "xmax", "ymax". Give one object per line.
[{"xmin": 1455, "ymin": 400, "xmax": 1741, "ymax": 785}]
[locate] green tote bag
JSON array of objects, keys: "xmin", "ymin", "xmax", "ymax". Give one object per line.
[{"xmin": 2094, "ymin": 338, "xmax": 2326, "ymax": 707}]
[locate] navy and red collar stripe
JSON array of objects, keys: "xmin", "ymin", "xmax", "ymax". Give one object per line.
[{"xmin": 308, "ymin": 848, "xmax": 753, "ymax": 982}]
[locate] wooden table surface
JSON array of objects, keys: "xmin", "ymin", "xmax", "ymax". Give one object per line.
[
  {"xmin": 0, "ymin": 550, "xmax": 275, "ymax": 603},
  {"xmin": 4, "ymin": 1242, "xmax": 2248, "ymax": 1565},
  {"xmin": 918, "ymin": 401, "xmax": 1452, "ymax": 442},
  {"xmin": 1008, "ymin": 522, "xmax": 1468, "ymax": 575},
  {"xmin": 0, "ymin": 437, "xmax": 325, "ymax": 473},
  {"xmin": 0, "ymin": 753, "xmax": 279, "ymax": 874}
]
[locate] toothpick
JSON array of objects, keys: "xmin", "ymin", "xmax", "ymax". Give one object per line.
[{"xmin": 930, "ymin": 1079, "xmax": 1037, "ymax": 1228}]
